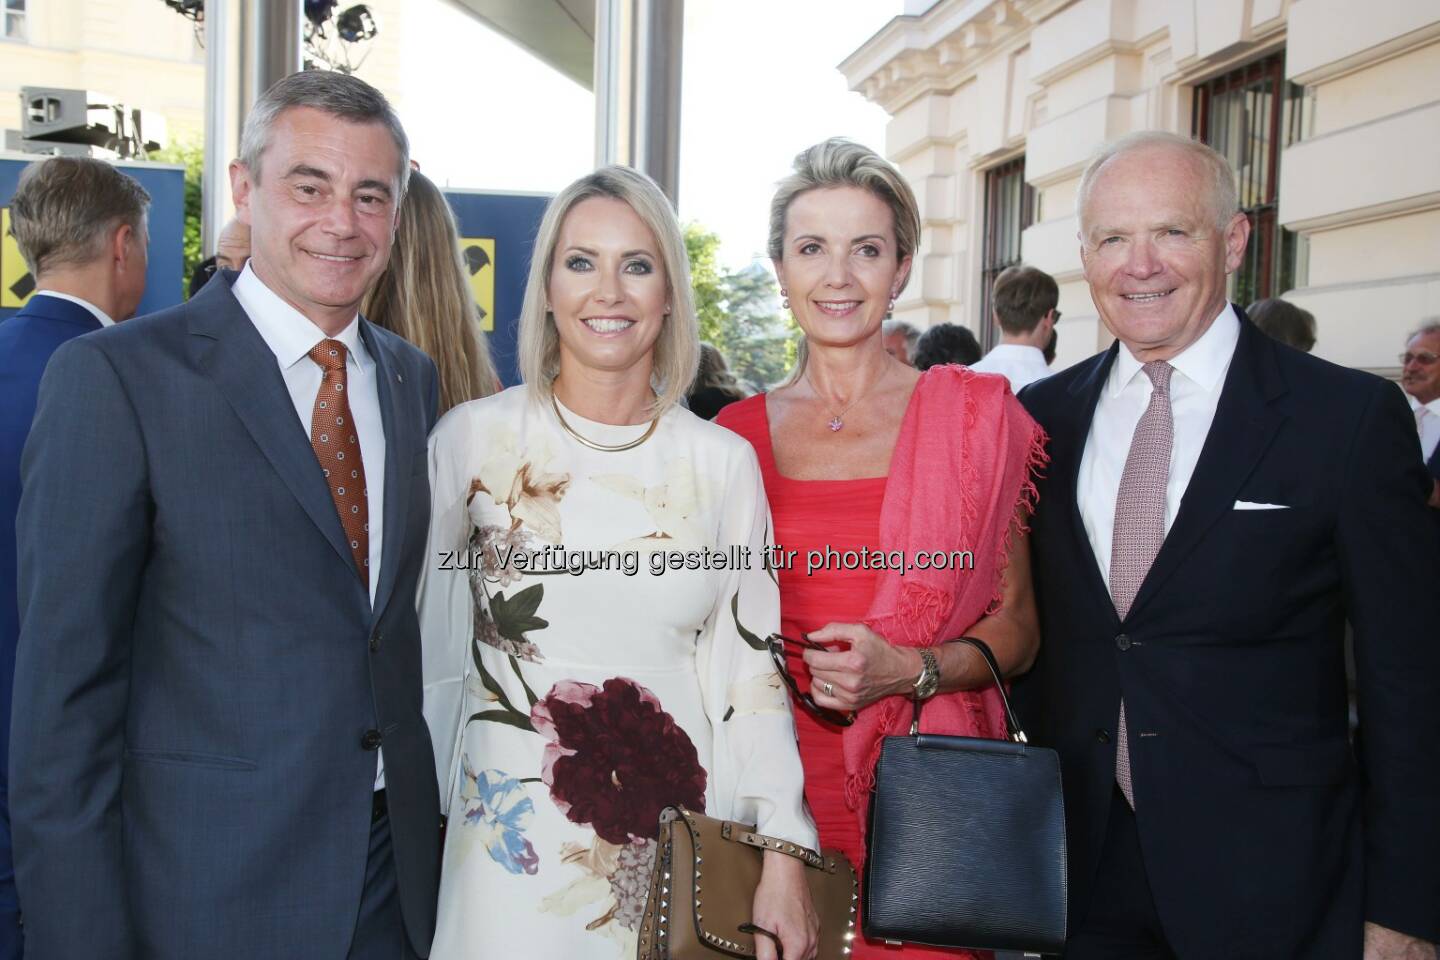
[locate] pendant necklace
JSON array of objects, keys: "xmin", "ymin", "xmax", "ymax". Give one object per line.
[{"xmin": 805, "ymin": 364, "xmax": 890, "ymax": 433}]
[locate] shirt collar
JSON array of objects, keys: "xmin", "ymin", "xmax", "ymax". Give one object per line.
[
  {"xmin": 1107, "ymin": 302, "xmax": 1240, "ymax": 397},
  {"xmin": 1409, "ymin": 394, "xmax": 1440, "ymax": 415},
  {"xmin": 34, "ymin": 290, "xmax": 114, "ymax": 327},
  {"xmin": 988, "ymin": 343, "xmax": 1047, "ymax": 363},
  {"xmin": 231, "ymin": 262, "xmax": 371, "ymax": 372}
]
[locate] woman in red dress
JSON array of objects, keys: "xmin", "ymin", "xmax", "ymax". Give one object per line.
[{"xmin": 718, "ymin": 139, "xmax": 1047, "ymax": 959}]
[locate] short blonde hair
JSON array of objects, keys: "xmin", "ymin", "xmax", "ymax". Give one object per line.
[
  {"xmin": 518, "ymin": 165, "xmax": 699, "ymax": 415},
  {"xmin": 768, "ymin": 138, "xmax": 921, "ymax": 293},
  {"xmin": 362, "ymin": 170, "xmax": 499, "ymax": 415},
  {"xmin": 769, "ymin": 139, "xmax": 921, "ymax": 383}
]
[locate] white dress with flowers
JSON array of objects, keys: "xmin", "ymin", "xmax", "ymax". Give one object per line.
[{"xmin": 418, "ymin": 385, "xmax": 816, "ymax": 959}]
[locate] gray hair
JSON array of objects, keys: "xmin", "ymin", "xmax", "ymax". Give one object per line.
[
  {"xmin": 1408, "ymin": 319, "xmax": 1440, "ymax": 341},
  {"xmin": 238, "ymin": 70, "xmax": 410, "ymax": 193},
  {"xmin": 1077, "ymin": 131, "xmax": 1239, "ymax": 235},
  {"xmin": 9, "ymin": 156, "xmax": 151, "ymax": 275},
  {"xmin": 517, "ymin": 165, "xmax": 700, "ymax": 416},
  {"xmin": 882, "ymin": 319, "xmax": 921, "ymax": 348},
  {"xmin": 769, "ymin": 138, "xmax": 921, "ymax": 293},
  {"xmin": 1247, "ymin": 298, "xmax": 1316, "ymax": 353}
]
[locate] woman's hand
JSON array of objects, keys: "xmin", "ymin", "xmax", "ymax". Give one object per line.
[
  {"xmin": 804, "ymin": 622, "xmax": 921, "ymax": 712},
  {"xmin": 752, "ymin": 850, "xmax": 819, "ymax": 960}
]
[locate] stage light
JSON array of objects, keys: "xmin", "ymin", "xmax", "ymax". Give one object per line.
[
  {"xmin": 304, "ymin": 0, "xmax": 338, "ymax": 28},
  {"xmin": 162, "ymin": 0, "xmax": 204, "ymax": 22},
  {"xmin": 336, "ymin": 5, "xmax": 378, "ymax": 43}
]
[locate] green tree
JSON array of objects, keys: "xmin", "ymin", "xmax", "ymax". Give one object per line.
[
  {"xmin": 152, "ymin": 136, "xmax": 204, "ymax": 299},
  {"xmin": 685, "ymin": 223, "xmax": 726, "ymax": 345},
  {"xmin": 683, "ymin": 223, "xmax": 801, "ymax": 390}
]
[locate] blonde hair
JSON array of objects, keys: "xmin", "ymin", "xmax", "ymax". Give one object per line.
[
  {"xmin": 517, "ymin": 165, "xmax": 699, "ymax": 415},
  {"xmin": 769, "ymin": 138, "xmax": 921, "ymax": 383},
  {"xmin": 362, "ymin": 170, "xmax": 498, "ymax": 414},
  {"xmin": 694, "ymin": 342, "xmax": 745, "ymax": 396},
  {"xmin": 768, "ymin": 138, "xmax": 920, "ymax": 287}
]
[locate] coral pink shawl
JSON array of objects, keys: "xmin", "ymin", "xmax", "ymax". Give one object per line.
[{"xmin": 844, "ymin": 365, "xmax": 1047, "ymax": 834}]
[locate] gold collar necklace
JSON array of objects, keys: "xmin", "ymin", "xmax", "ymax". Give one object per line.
[{"xmin": 551, "ymin": 394, "xmax": 660, "ymax": 452}]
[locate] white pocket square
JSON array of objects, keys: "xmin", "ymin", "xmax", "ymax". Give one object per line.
[{"xmin": 1234, "ymin": 500, "xmax": 1289, "ymax": 510}]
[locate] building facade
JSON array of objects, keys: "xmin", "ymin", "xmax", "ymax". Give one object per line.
[{"xmin": 840, "ymin": 0, "xmax": 1440, "ymax": 375}]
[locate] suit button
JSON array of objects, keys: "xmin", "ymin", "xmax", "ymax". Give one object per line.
[
  {"xmin": 370, "ymin": 631, "xmax": 382, "ymax": 652},
  {"xmin": 361, "ymin": 729, "xmax": 383, "ymax": 750},
  {"xmin": 1095, "ymin": 728, "xmax": 1111, "ymax": 744},
  {"xmin": 1115, "ymin": 633, "xmax": 1131, "ymax": 651}
]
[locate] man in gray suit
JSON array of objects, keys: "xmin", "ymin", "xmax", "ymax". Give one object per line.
[{"xmin": 11, "ymin": 71, "xmax": 441, "ymax": 959}]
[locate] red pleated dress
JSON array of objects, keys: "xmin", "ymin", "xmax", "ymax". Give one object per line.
[{"xmin": 717, "ymin": 395, "xmax": 985, "ymax": 960}]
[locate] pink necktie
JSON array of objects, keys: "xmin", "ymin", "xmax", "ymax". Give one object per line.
[{"xmin": 1109, "ymin": 360, "xmax": 1174, "ymax": 807}]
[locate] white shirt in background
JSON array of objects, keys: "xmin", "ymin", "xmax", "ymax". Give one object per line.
[
  {"xmin": 971, "ymin": 343, "xmax": 1052, "ymax": 393},
  {"xmin": 1409, "ymin": 394, "xmax": 1440, "ymax": 462}
]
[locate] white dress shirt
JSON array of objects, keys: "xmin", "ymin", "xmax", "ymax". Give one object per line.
[
  {"xmin": 1408, "ymin": 394, "xmax": 1440, "ymax": 462},
  {"xmin": 970, "ymin": 342, "xmax": 1052, "ymax": 393},
  {"xmin": 1077, "ymin": 303, "xmax": 1241, "ymax": 590},
  {"xmin": 34, "ymin": 290, "xmax": 114, "ymax": 327},
  {"xmin": 231, "ymin": 263, "xmax": 387, "ymax": 786}
]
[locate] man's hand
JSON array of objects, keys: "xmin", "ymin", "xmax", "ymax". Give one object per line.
[{"xmin": 1365, "ymin": 922, "xmax": 1438, "ymax": 960}]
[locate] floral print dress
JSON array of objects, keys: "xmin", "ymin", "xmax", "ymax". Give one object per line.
[{"xmin": 419, "ymin": 385, "xmax": 815, "ymax": 959}]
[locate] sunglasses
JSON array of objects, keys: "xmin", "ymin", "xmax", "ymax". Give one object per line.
[{"xmin": 765, "ymin": 633, "xmax": 855, "ymax": 727}]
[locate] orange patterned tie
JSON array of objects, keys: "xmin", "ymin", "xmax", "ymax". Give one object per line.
[{"xmin": 308, "ymin": 340, "xmax": 369, "ymax": 585}]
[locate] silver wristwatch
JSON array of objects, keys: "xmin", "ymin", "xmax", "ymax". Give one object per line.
[{"xmin": 912, "ymin": 648, "xmax": 940, "ymax": 700}]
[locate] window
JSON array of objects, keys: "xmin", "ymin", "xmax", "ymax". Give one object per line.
[
  {"xmin": 3, "ymin": 0, "xmax": 24, "ymax": 41},
  {"xmin": 979, "ymin": 155, "xmax": 1035, "ymax": 350},
  {"xmin": 1193, "ymin": 51, "xmax": 1307, "ymax": 305}
]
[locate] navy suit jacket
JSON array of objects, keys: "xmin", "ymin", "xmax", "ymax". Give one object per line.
[
  {"xmin": 0, "ymin": 295, "xmax": 103, "ymax": 960},
  {"xmin": 11, "ymin": 276, "xmax": 443, "ymax": 958},
  {"xmin": 1014, "ymin": 312, "xmax": 1440, "ymax": 958}
]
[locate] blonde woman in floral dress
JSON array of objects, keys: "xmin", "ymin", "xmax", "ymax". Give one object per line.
[{"xmin": 417, "ymin": 166, "xmax": 819, "ymax": 960}]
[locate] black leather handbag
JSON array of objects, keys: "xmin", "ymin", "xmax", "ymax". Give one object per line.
[{"xmin": 862, "ymin": 637, "xmax": 1067, "ymax": 956}]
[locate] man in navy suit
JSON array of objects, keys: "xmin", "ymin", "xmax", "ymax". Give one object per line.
[
  {"xmin": 12, "ymin": 71, "xmax": 441, "ymax": 958},
  {"xmin": 1015, "ymin": 132, "xmax": 1439, "ymax": 959},
  {"xmin": 0, "ymin": 156, "xmax": 151, "ymax": 960},
  {"xmin": 1400, "ymin": 322, "xmax": 1440, "ymax": 508}
]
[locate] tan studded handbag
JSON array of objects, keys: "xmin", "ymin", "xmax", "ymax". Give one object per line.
[{"xmin": 637, "ymin": 806, "xmax": 858, "ymax": 959}]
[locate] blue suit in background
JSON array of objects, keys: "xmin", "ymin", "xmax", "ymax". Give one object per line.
[
  {"xmin": 10, "ymin": 275, "xmax": 443, "ymax": 959},
  {"xmin": 0, "ymin": 294, "xmax": 104, "ymax": 960}
]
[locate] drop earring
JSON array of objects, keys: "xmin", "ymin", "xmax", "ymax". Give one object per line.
[{"xmin": 781, "ymin": 287, "xmax": 790, "ymax": 311}]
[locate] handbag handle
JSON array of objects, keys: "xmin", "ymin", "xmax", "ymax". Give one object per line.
[{"xmin": 910, "ymin": 636, "xmax": 1029, "ymax": 744}]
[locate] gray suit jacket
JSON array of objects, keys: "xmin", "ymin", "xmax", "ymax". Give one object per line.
[{"xmin": 10, "ymin": 275, "xmax": 442, "ymax": 958}]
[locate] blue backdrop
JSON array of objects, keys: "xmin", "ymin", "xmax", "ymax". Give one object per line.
[
  {"xmin": 0, "ymin": 155, "xmax": 186, "ymax": 322},
  {"xmin": 442, "ymin": 189, "xmax": 550, "ymax": 388}
]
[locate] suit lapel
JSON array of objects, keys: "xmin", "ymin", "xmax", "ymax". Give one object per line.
[
  {"xmin": 1060, "ymin": 345, "xmax": 1120, "ymax": 615},
  {"xmin": 186, "ymin": 279, "xmax": 360, "ymax": 578},
  {"xmin": 1128, "ymin": 318, "xmax": 1287, "ymax": 618},
  {"xmin": 363, "ymin": 319, "xmax": 409, "ymax": 622}
]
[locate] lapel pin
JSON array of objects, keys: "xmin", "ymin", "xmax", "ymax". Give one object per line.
[{"xmin": 397, "ymin": 373, "xmax": 404, "ymax": 383}]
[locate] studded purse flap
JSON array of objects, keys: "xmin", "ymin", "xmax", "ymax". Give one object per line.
[{"xmin": 637, "ymin": 806, "xmax": 858, "ymax": 959}]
